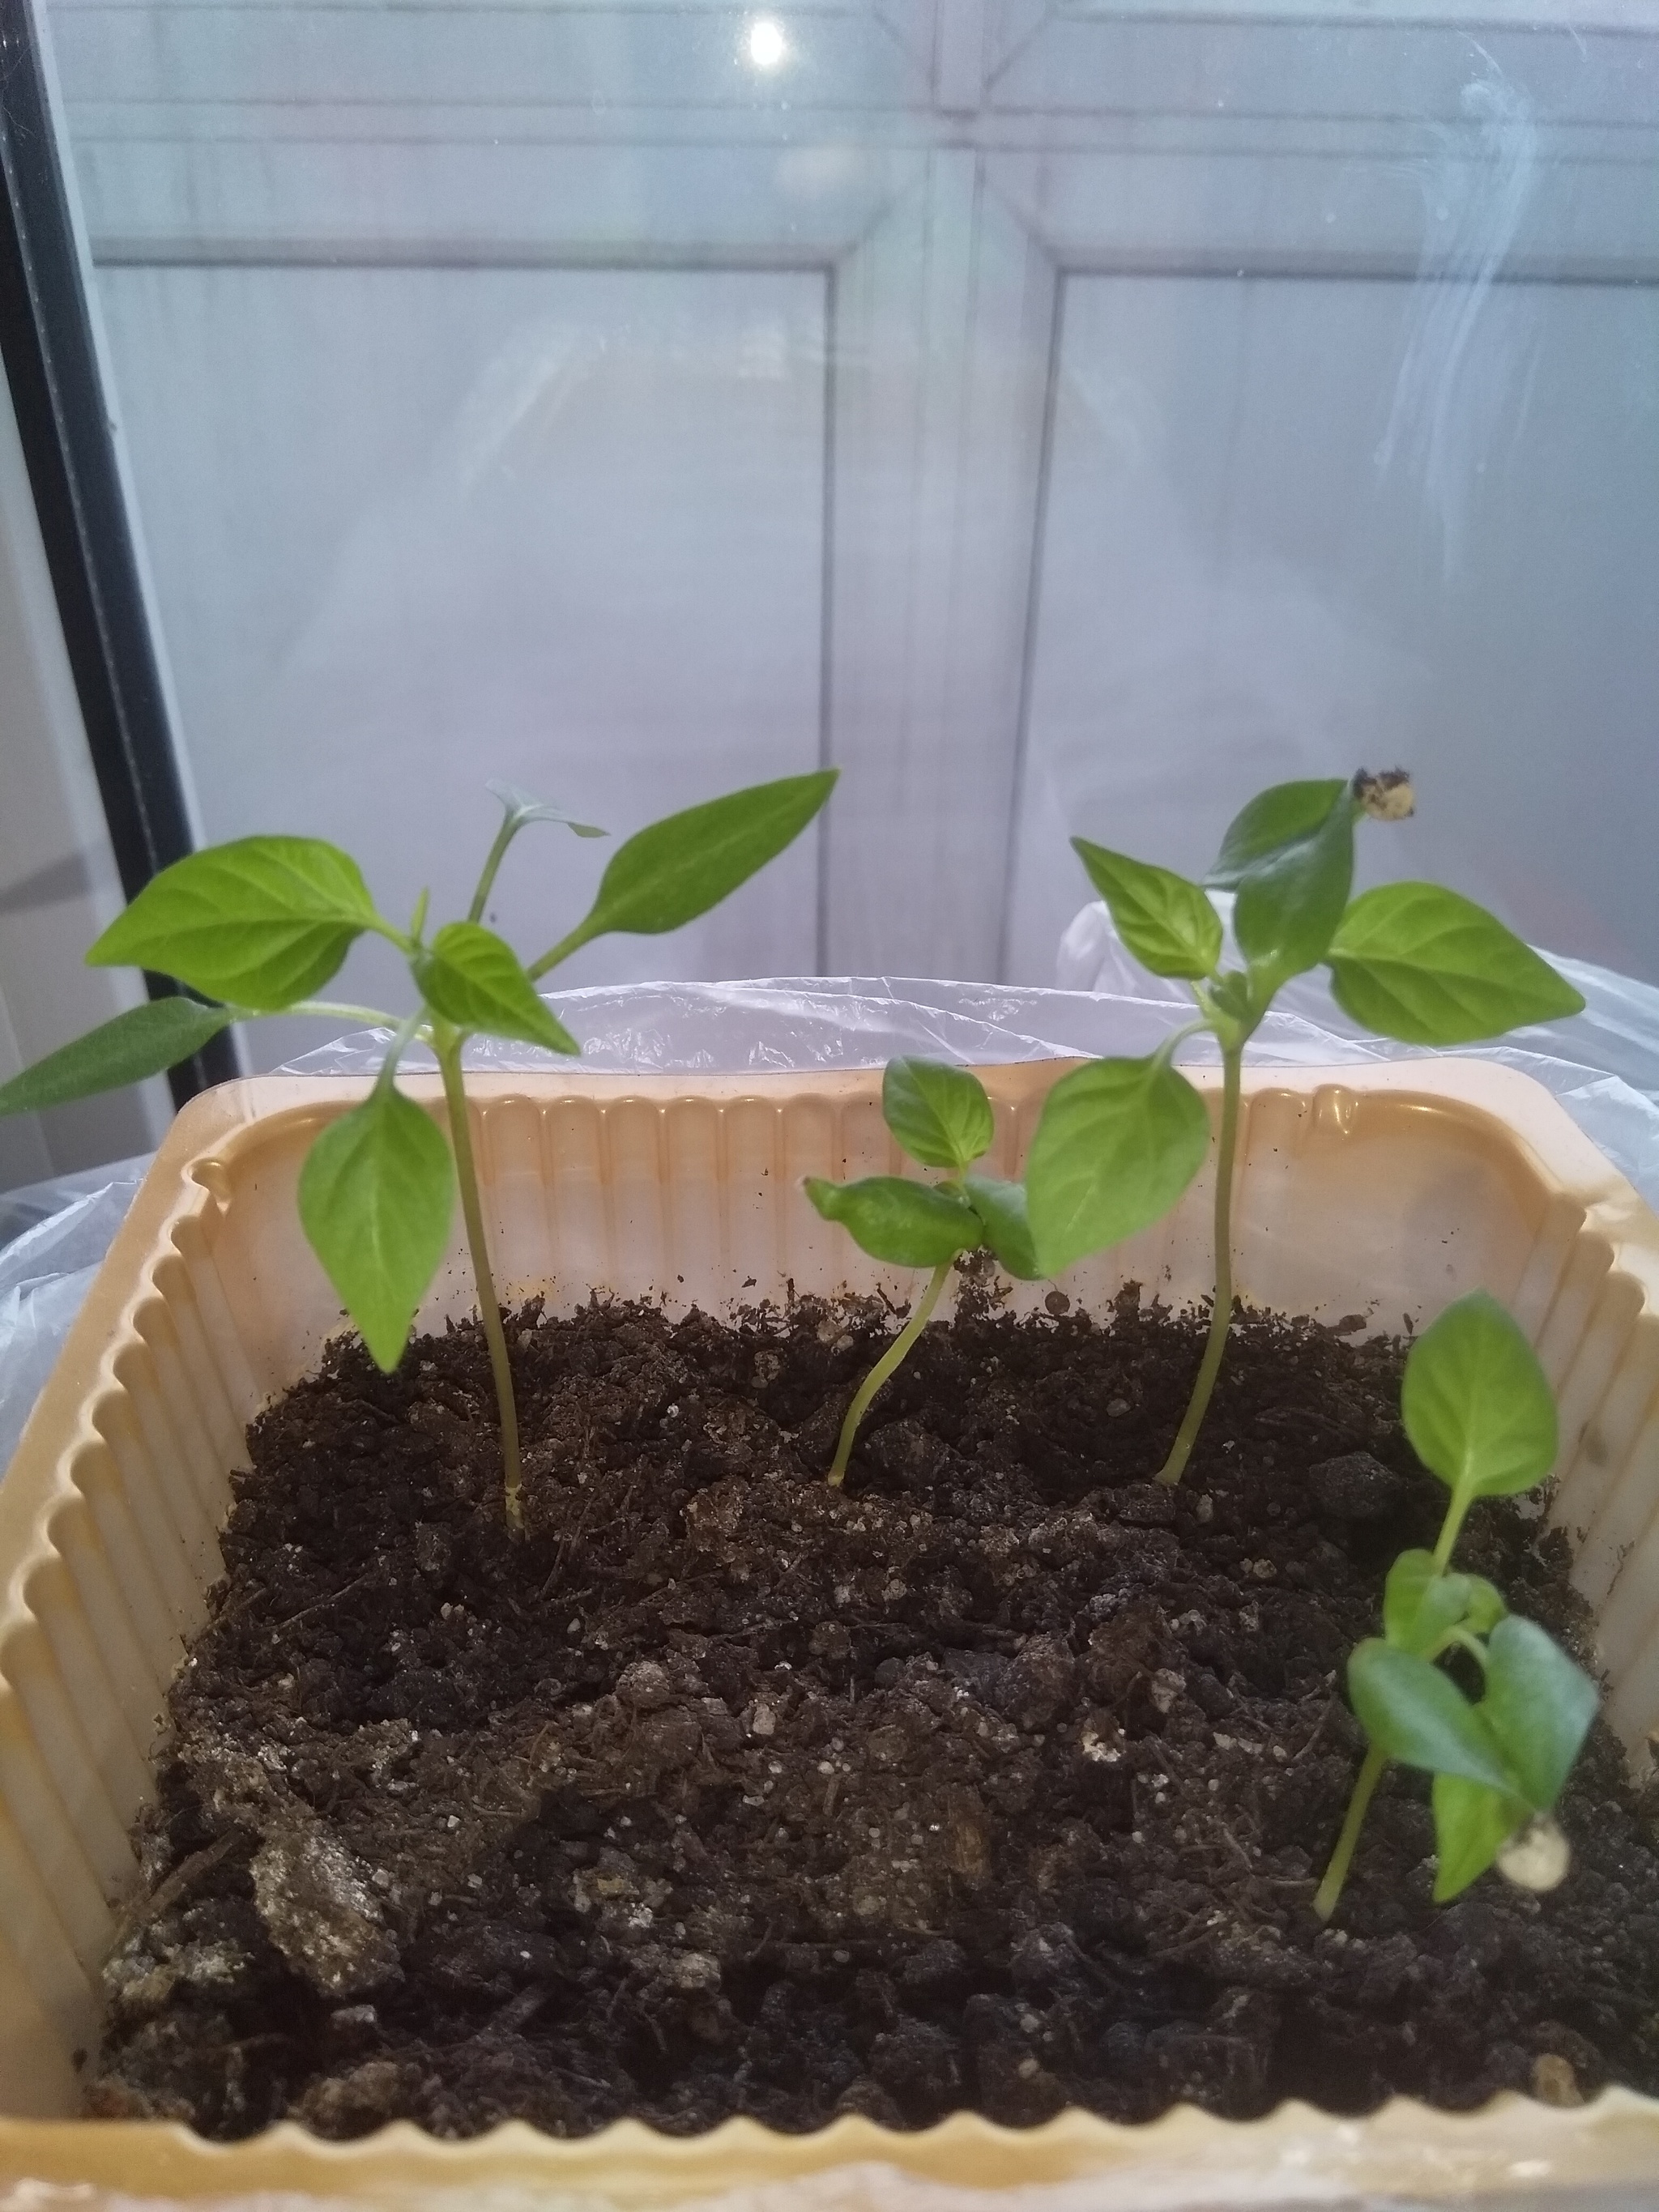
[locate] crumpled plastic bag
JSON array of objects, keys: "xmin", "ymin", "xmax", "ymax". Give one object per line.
[
  {"xmin": 1055, "ymin": 899, "xmax": 1659, "ymax": 1210},
  {"xmin": 0, "ymin": 1157, "xmax": 151, "ymax": 1470},
  {"xmin": 280, "ymin": 940, "xmax": 1659, "ymax": 1213},
  {"xmin": 6, "ymin": 936, "xmax": 1659, "ymax": 1481}
]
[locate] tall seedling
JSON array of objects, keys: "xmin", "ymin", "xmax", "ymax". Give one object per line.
[
  {"xmin": 0, "ymin": 773, "xmax": 837, "ymax": 1530},
  {"xmin": 1022, "ymin": 774, "xmax": 1584, "ymax": 1483}
]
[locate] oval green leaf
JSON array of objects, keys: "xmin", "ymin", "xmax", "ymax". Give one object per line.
[
  {"xmin": 1073, "ymin": 840, "xmax": 1222, "ymax": 981},
  {"xmin": 88, "ymin": 837, "xmax": 381, "ymax": 1010},
  {"xmin": 1431, "ymin": 1772, "xmax": 1526, "ymax": 1902},
  {"xmin": 415, "ymin": 923, "xmax": 578, "ymax": 1055},
  {"xmin": 1024, "ymin": 1055, "xmax": 1210, "ymax": 1277},
  {"xmin": 1233, "ymin": 782, "xmax": 1355, "ymax": 983},
  {"xmin": 804, "ymin": 1174, "xmax": 982, "ymax": 1270},
  {"xmin": 1383, "ymin": 1549, "xmax": 1445, "ymax": 1651},
  {"xmin": 1401, "ymin": 1291, "xmax": 1557, "ymax": 1503},
  {"xmin": 1347, "ymin": 1640, "xmax": 1518, "ymax": 1795},
  {"xmin": 1481, "ymin": 1615, "xmax": 1597, "ymax": 1812},
  {"xmin": 0, "ymin": 996, "xmax": 237, "ymax": 1117},
  {"xmin": 1382, "ymin": 1553, "xmax": 1506, "ymax": 1658},
  {"xmin": 1463, "ymin": 1576, "xmax": 1508, "ymax": 1637},
  {"xmin": 1328, "ymin": 884, "xmax": 1585, "ymax": 1046},
  {"xmin": 881, "ymin": 1058, "xmax": 995, "ymax": 1171},
  {"xmin": 1208, "ymin": 778, "xmax": 1348, "ymax": 889},
  {"xmin": 561, "ymin": 772, "xmax": 836, "ymax": 950},
  {"xmin": 297, "ymin": 1085, "xmax": 455, "ymax": 1371},
  {"xmin": 963, "ymin": 1174, "xmax": 1043, "ymax": 1281}
]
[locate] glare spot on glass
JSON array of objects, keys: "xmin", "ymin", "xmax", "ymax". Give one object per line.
[{"xmin": 744, "ymin": 16, "xmax": 788, "ymax": 70}]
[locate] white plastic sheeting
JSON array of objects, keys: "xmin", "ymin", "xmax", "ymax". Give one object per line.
[
  {"xmin": 0, "ymin": 1157, "xmax": 151, "ymax": 1470},
  {"xmin": 5, "ymin": 943, "xmax": 1659, "ymax": 1474}
]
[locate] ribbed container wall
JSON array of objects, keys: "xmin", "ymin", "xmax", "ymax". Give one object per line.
[{"xmin": 3, "ymin": 1059, "xmax": 1659, "ymax": 2203}]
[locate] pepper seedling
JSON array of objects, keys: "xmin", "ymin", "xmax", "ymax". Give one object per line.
[
  {"xmin": 1313, "ymin": 1290, "xmax": 1597, "ymax": 1919},
  {"xmin": 1023, "ymin": 773, "xmax": 1585, "ymax": 1482},
  {"xmin": 804, "ymin": 1058, "xmax": 1044, "ymax": 1485},
  {"xmin": 0, "ymin": 771, "xmax": 837, "ymax": 1531}
]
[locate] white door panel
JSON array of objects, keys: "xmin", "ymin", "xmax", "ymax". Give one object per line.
[
  {"xmin": 1004, "ymin": 271, "xmax": 1659, "ymax": 982},
  {"xmin": 40, "ymin": 0, "xmax": 1659, "ymax": 1008},
  {"xmin": 101, "ymin": 266, "xmax": 828, "ymax": 1068}
]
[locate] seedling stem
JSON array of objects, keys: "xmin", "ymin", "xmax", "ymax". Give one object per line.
[
  {"xmin": 828, "ymin": 1258, "xmax": 951, "ymax": 1488},
  {"xmin": 434, "ymin": 1027, "xmax": 524, "ymax": 1531},
  {"xmin": 1311, "ymin": 1742, "xmax": 1386, "ymax": 1921},
  {"xmin": 1158, "ymin": 1041, "xmax": 1243, "ymax": 1485}
]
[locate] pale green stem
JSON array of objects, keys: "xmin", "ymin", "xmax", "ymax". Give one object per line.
[
  {"xmin": 1157, "ymin": 1042, "xmax": 1243, "ymax": 1485},
  {"xmin": 1152, "ymin": 1016, "xmax": 1209, "ymax": 1071},
  {"xmin": 527, "ymin": 919, "xmax": 595, "ymax": 982},
  {"xmin": 468, "ymin": 815, "xmax": 522, "ymax": 923},
  {"xmin": 1314, "ymin": 1741, "xmax": 1388, "ymax": 1921},
  {"xmin": 829, "ymin": 1259, "xmax": 953, "ymax": 1488},
  {"xmin": 434, "ymin": 1034, "xmax": 524, "ymax": 1532},
  {"xmin": 1433, "ymin": 1494, "xmax": 1473, "ymax": 1573},
  {"xmin": 373, "ymin": 1009, "xmax": 425, "ymax": 1089}
]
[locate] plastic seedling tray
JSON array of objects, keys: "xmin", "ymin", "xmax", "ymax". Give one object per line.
[{"xmin": 4, "ymin": 1060, "xmax": 1659, "ymax": 2206}]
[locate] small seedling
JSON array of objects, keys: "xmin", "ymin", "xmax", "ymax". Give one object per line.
[
  {"xmin": 1023, "ymin": 773, "xmax": 1585, "ymax": 1482},
  {"xmin": 1313, "ymin": 1291, "xmax": 1597, "ymax": 1919},
  {"xmin": 0, "ymin": 772, "xmax": 837, "ymax": 1530},
  {"xmin": 804, "ymin": 1058, "xmax": 1043, "ymax": 1484}
]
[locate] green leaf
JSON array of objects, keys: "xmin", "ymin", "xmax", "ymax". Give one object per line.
[
  {"xmin": 562, "ymin": 772, "xmax": 836, "ymax": 948},
  {"xmin": 0, "ymin": 997, "xmax": 237, "ymax": 1117},
  {"xmin": 1024, "ymin": 1055, "xmax": 1211, "ymax": 1277},
  {"xmin": 1208, "ymin": 779, "xmax": 1348, "ymax": 889},
  {"xmin": 1327, "ymin": 884, "xmax": 1585, "ymax": 1046},
  {"xmin": 415, "ymin": 923, "xmax": 578, "ymax": 1055},
  {"xmin": 1432, "ymin": 1773, "xmax": 1525, "ymax": 1902},
  {"xmin": 804, "ymin": 1174, "xmax": 982, "ymax": 1270},
  {"xmin": 1381, "ymin": 1551, "xmax": 1444, "ymax": 1651},
  {"xmin": 1072, "ymin": 840, "xmax": 1222, "ymax": 981},
  {"xmin": 1206, "ymin": 972, "xmax": 1256, "ymax": 1027},
  {"xmin": 1481, "ymin": 1616, "xmax": 1597, "ymax": 1812},
  {"xmin": 297, "ymin": 1085, "xmax": 455, "ymax": 1372},
  {"xmin": 963, "ymin": 1174, "xmax": 1043, "ymax": 1281},
  {"xmin": 881, "ymin": 1059, "xmax": 995, "ymax": 1172},
  {"xmin": 1463, "ymin": 1577, "xmax": 1508, "ymax": 1637},
  {"xmin": 1347, "ymin": 1641, "xmax": 1517, "ymax": 1795},
  {"xmin": 1382, "ymin": 1554, "xmax": 1505, "ymax": 1658},
  {"xmin": 486, "ymin": 779, "xmax": 606, "ymax": 837},
  {"xmin": 88, "ymin": 837, "xmax": 381, "ymax": 1010},
  {"xmin": 1233, "ymin": 782, "xmax": 1355, "ymax": 983},
  {"xmin": 1401, "ymin": 1291, "xmax": 1557, "ymax": 1502}
]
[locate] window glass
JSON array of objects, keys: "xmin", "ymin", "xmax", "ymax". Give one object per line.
[{"xmin": 39, "ymin": 0, "xmax": 1659, "ymax": 1065}]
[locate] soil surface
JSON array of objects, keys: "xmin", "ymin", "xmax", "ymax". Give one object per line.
[{"xmin": 89, "ymin": 1276, "xmax": 1659, "ymax": 2138}]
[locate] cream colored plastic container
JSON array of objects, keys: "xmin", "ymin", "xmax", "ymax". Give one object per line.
[{"xmin": 4, "ymin": 1058, "xmax": 1659, "ymax": 2207}]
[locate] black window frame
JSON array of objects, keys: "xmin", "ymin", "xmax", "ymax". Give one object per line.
[{"xmin": 0, "ymin": 0, "xmax": 237, "ymax": 1105}]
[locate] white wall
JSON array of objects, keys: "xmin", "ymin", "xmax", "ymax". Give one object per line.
[{"xmin": 36, "ymin": 0, "xmax": 1659, "ymax": 1046}]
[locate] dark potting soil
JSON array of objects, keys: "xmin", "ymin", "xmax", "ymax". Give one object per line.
[{"xmin": 88, "ymin": 1276, "xmax": 1659, "ymax": 2140}]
